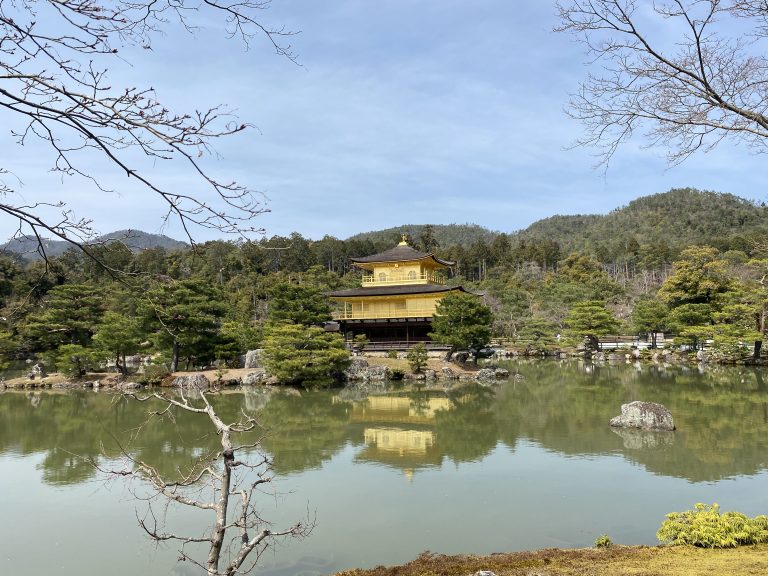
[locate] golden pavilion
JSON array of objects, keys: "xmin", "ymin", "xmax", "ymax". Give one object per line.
[{"xmin": 328, "ymin": 236, "xmax": 467, "ymax": 348}]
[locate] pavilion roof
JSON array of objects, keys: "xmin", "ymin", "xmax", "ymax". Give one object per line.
[
  {"xmin": 328, "ymin": 284, "xmax": 467, "ymax": 298},
  {"xmin": 350, "ymin": 244, "xmax": 454, "ymax": 267}
]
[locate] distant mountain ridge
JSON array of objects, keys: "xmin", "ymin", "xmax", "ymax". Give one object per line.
[
  {"xmin": 2, "ymin": 189, "xmax": 764, "ymax": 262},
  {"xmin": 349, "ymin": 189, "xmax": 768, "ymax": 256},
  {"xmin": 515, "ymin": 188, "xmax": 768, "ymax": 254},
  {"xmin": 0, "ymin": 229, "xmax": 188, "ymax": 260},
  {"xmin": 345, "ymin": 223, "xmax": 498, "ymax": 249}
]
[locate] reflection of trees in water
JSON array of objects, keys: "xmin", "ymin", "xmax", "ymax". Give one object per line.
[
  {"xmin": 499, "ymin": 361, "xmax": 768, "ymax": 482},
  {"xmin": 1, "ymin": 362, "xmax": 767, "ymax": 485},
  {"xmin": 257, "ymin": 391, "xmax": 352, "ymax": 475},
  {"xmin": 434, "ymin": 384, "xmax": 498, "ymax": 465}
]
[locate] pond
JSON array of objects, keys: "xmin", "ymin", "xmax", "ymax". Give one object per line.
[{"xmin": 1, "ymin": 360, "xmax": 767, "ymax": 575}]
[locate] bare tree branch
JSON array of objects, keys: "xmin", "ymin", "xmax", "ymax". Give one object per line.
[
  {"xmin": 97, "ymin": 390, "xmax": 313, "ymax": 575},
  {"xmin": 1, "ymin": 0, "xmax": 298, "ymax": 262},
  {"xmin": 556, "ymin": 0, "xmax": 768, "ymax": 165}
]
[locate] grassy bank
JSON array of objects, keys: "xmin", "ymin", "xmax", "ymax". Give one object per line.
[{"xmin": 336, "ymin": 545, "xmax": 768, "ymax": 576}]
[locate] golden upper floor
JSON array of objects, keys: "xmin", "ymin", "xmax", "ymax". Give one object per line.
[{"xmin": 350, "ymin": 237, "xmax": 452, "ymax": 288}]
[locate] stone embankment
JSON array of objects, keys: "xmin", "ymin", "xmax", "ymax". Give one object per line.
[
  {"xmin": 343, "ymin": 358, "xmax": 510, "ymax": 384},
  {"xmin": 1, "ymin": 349, "xmax": 515, "ymax": 390}
]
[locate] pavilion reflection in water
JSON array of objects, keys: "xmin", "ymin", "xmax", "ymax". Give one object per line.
[{"xmin": 341, "ymin": 393, "xmax": 457, "ymax": 479}]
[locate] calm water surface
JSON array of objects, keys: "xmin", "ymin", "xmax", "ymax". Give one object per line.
[{"xmin": 2, "ymin": 360, "xmax": 768, "ymax": 575}]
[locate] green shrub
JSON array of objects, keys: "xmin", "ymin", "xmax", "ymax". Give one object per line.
[
  {"xmin": 594, "ymin": 534, "xmax": 612, "ymax": 548},
  {"xmin": 390, "ymin": 369, "xmax": 405, "ymax": 381},
  {"xmin": 352, "ymin": 334, "xmax": 369, "ymax": 353},
  {"xmin": 387, "ymin": 350, "xmax": 398, "ymax": 359},
  {"xmin": 55, "ymin": 344, "xmax": 97, "ymax": 378},
  {"xmin": 657, "ymin": 503, "xmax": 768, "ymax": 548},
  {"xmin": 134, "ymin": 364, "xmax": 171, "ymax": 386},
  {"xmin": 406, "ymin": 343, "xmax": 428, "ymax": 373},
  {"xmin": 263, "ymin": 323, "xmax": 350, "ymax": 386}
]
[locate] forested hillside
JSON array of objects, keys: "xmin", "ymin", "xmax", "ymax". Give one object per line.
[
  {"xmin": 517, "ymin": 189, "xmax": 768, "ymax": 257},
  {"xmin": 3, "ymin": 186, "xmax": 768, "ymax": 377},
  {"xmin": 346, "ymin": 189, "xmax": 768, "ymax": 269},
  {"xmin": 346, "ymin": 223, "xmax": 498, "ymax": 250}
]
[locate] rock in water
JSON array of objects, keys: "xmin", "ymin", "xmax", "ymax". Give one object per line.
[
  {"xmin": 475, "ymin": 368, "xmax": 496, "ymax": 381},
  {"xmin": 610, "ymin": 401, "xmax": 675, "ymax": 431},
  {"xmin": 344, "ymin": 358, "xmax": 370, "ymax": 382}
]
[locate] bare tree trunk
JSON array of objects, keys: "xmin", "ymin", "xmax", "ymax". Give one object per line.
[
  {"xmin": 96, "ymin": 390, "xmax": 311, "ymax": 575},
  {"xmin": 171, "ymin": 339, "xmax": 180, "ymax": 372}
]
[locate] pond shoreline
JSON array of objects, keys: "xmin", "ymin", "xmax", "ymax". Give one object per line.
[
  {"xmin": 3, "ymin": 350, "xmax": 768, "ymax": 391},
  {"xmin": 335, "ymin": 544, "xmax": 768, "ymax": 576}
]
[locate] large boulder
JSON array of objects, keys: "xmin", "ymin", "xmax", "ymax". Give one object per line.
[
  {"xmin": 441, "ymin": 367, "xmax": 457, "ymax": 379},
  {"xmin": 475, "ymin": 368, "xmax": 497, "ymax": 381},
  {"xmin": 241, "ymin": 371, "xmax": 268, "ymax": 385},
  {"xmin": 367, "ymin": 364, "xmax": 391, "ymax": 381},
  {"xmin": 453, "ymin": 351, "xmax": 470, "ymax": 363},
  {"xmin": 610, "ymin": 401, "xmax": 675, "ymax": 431},
  {"xmin": 494, "ymin": 367, "xmax": 510, "ymax": 379},
  {"xmin": 244, "ymin": 349, "xmax": 264, "ymax": 369},
  {"xmin": 171, "ymin": 373, "xmax": 211, "ymax": 391},
  {"xmin": 344, "ymin": 358, "xmax": 370, "ymax": 382}
]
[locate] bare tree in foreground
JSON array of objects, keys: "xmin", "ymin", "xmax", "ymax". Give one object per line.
[
  {"xmin": 1, "ymin": 0, "xmax": 296, "ymax": 260},
  {"xmin": 556, "ymin": 0, "xmax": 768, "ymax": 165},
  {"xmin": 95, "ymin": 388, "xmax": 311, "ymax": 576}
]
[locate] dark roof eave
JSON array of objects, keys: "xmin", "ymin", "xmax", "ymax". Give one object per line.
[
  {"xmin": 328, "ymin": 285, "xmax": 468, "ymax": 298},
  {"xmin": 349, "ymin": 245, "xmax": 454, "ymax": 267}
]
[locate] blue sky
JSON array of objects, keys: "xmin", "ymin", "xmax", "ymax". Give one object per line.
[{"xmin": 2, "ymin": 1, "xmax": 767, "ymax": 242}]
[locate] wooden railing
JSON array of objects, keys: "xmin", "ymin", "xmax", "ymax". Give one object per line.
[
  {"xmin": 348, "ymin": 340, "xmax": 450, "ymax": 351},
  {"xmin": 361, "ymin": 272, "xmax": 446, "ymax": 286},
  {"xmin": 333, "ymin": 308, "xmax": 436, "ymax": 320}
]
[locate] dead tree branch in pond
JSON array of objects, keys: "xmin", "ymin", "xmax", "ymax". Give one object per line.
[
  {"xmin": 0, "ymin": 0, "xmax": 297, "ymax": 261},
  {"xmin": 556, "ymin": 0, "xmax": 768, "ymax": 165},
  {"xmin": 95, "ymin": 388, "xmax": 312, "ymax": 576}
]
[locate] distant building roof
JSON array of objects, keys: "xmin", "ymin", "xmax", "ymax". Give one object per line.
[
  {"xmin": 350, "ymin": 243, "xmax": 454, "ymax": 267},
  {"xmin": 328, "ymin": 284, "xmax": 467, "ymax": 298}
]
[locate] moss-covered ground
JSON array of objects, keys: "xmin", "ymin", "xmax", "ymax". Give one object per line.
[{"xmin": 335, "ymin": 545, "xmax": 768, "ymax": 576}]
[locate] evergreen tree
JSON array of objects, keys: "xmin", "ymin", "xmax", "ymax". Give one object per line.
[
  {"xmin": 406, "ymin": 342, "xmax": 428, "ymax": 373},
  {"xmin": 430, "ymin": 293, "xmax": 492, "ymax": 360},
  {"xmin": 143, "ymin": 279, "xmax": 227, "ymax": 372},
  {"xmin": 92, "ymin": 312, "xmax": 143, "ymax": 375},
  {"xmin": 267, "ymin": 281, "xmax": 331, "ymax": 326},
  {"xmin": 632, "ymin": 296, "xmax": 669, "ymax": 349},
  {"xmin": 658, "ymin": 246, "xmax": 732, "ymax": 307},
  {"xmin": 564, "ymin": 301, "xmax": 620, "ymax": 351},
  {"xmin": 23, "ymin": 283, "xmax": 103, "ymax": 350},
  {"xmin": 263, "ymin": 324, "xmax": 349, "ymax": 386}
]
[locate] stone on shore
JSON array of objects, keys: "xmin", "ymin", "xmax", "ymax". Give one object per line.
[
  {"xmin": 609, "ymin": 401, "xmax": 675, "ymax": 431},
  {"xmin": 475, "ymin": 368, "xmax": 496, "ymax": 381},
  {"xmin": 344, "ymin": 359, "xmax": 391, "ymax": 382},
  {"xmin": 171, "ymin": 373, "xmax": 210, "ymax": 391},
  {"xmin": 441, "ymin": 367, "xmax": 457, "ymax": 379},
  {"xmin": 244, "ymin": 349, "xmax": 264, "ymax": 369},
  {"xmin": 241, "ymin": 371, "xmax": 268, "ymax": 385}
]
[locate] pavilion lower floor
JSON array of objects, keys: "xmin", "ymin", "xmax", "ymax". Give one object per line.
[{"xmin": 339, "ymin": 318, "xmax": 449, "ymax": 350}]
